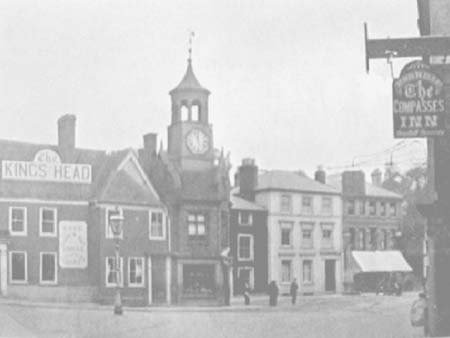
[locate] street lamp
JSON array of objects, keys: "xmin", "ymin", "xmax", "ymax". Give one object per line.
[{"xmin": 109, "ymin": 211, "xmax": 124, "ymax": 315}]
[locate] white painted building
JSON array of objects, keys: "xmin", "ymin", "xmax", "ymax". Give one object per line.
[{"xmin": 254, "ymin": 169, "xmax": 343, "ymax": 295}]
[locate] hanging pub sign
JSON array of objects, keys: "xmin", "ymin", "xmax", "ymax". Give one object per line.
[
  {"xmin": 1, "ymin": 149, "xmax": 91, "ymax": 183},
  {"xmin": 393, "ymin": 60, "xmax": 446, "ymax": 138}
]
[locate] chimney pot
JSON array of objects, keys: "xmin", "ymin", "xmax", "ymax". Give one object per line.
[
  {"xmin": 143, "ymin": 133, "xmax": 157, "ymax": 156},
  {"xmin": 314, "ymin": 165, "xmax": 326, "ymax": 184},
  {"xmin": 57, "ymin": 114, "xmax": 76, "ymax": 150},
  {"xmin": 238, "ymin": 158, "xmax": 257, "ymax": 201}
]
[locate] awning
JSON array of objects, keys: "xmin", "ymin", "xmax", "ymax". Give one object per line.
[{"xmin": 352, "ymin": 250, "xmax": 413, "ymax": 273}]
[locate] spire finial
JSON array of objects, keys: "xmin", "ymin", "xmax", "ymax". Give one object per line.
[{"xmin": 188, "ymin": 30, "xmax": 195, "ymax": 63}]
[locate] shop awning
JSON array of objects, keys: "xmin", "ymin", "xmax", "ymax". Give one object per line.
[{"xmin": 352, "ymin": 250, "xmax": 413, "ymax": 273}]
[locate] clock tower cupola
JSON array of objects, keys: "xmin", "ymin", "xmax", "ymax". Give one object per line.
[{"xmin": 168, "ymin": 40, "xmax": 214, "ymax": 171}]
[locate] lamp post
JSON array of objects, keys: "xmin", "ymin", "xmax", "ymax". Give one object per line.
[{"xmin": 109, "ymin": 212, "xmax": 124, "ymax": 315}]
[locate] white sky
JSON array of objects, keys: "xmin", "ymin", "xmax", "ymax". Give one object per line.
[{"xmin": 0, "ymin": 0, "xmax": 425, "ymax": 177}]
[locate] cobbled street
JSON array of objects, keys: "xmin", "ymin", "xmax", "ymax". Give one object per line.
[{"xmin": 0, "ymin": 293, "xmax": 424, "ymax": 338}]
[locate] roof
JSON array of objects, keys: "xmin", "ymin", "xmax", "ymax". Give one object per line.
[
  {"xmin": 230, "ymin": 194, "xmax": 266, "ymax": 211},
  {"xmin": 352, "ymin": 251, "xmax": 412, "ymax": 272},
  {"xmin": 255, "ymin": 170, "xmax": 340, "ymax": 195},
  {"xmin": 0, "ymin": 139, "xmax": 162, "ymax": 206},
  {"xmin": 170, "ymin": 60, "xmax": 209, "ymax": 94},
  {"xmin": 327, "ymin": 175, "xmax": 402, "ymax": 199}
]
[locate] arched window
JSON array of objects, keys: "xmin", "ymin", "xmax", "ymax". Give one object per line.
[
  {"xmin": 181, "ymin": 105, "xmax": 189, "ymax": 121},
  {"xmin": 191, "ymin": 104, "xmax": 200, "ymax": 121}
]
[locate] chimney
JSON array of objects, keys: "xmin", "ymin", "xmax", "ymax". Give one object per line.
[
  {"xmin": 238, "ymin": 158, "xmax": 258, "ymax": 201},
  {"xmin": 342, "ymin": 170, "xmax": 366, "ymax": 196},
  {"xmin": 143, "ymin": 133, "xmax": 157, "ymax": 156},
  {"xmin": 371, "ymin": 168, "xmax": 382, "ymax": 186},
  {"xmin": 57, "ymin": 114, "xmax": 76, "ymax": 150},
  {"xmin": 314, "ymin": 165, "xmax": 326, "ymax": 184}
]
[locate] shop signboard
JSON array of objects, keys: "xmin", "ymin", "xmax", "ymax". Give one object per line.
[
  {"xmin": 393, "ymin": 60, "xmax": 446, "ymax": 138},
  {"xmin": 59, "ymin": 221, "xmax": 88, "ymax": 269}
]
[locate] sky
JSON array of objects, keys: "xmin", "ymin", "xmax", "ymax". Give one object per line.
[{"xmin": 0, "ymin": 0, "xmax": 426, "ymax": 177}]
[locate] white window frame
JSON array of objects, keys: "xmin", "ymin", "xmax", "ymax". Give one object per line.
[
  {"xmin": 9, "ymin": 251, "xmax": 27, "ymax": 284},
  {"xmin": 280, "ymin": 194, "xmax": 292, "ymax": 213},
  {"xmin": 39, "ymin": 207, "xmax": 58, "ymax": 237},
  {"xmin": 237, "ymin": 234, "xmax": 254, "ymax": 261},
  {"xmin": 9, "ymin": 207, "xmax": 27, "ymax": 236},
  {"xmin": 238, "ymin": 211, "xmax": 253, "ymax": 226},
  {"xmin": 321, "ymin": 196, "xmax": 333, "ymax": 215},
  {"xmin": 187, "ymin": 212, "xmax": 207, "ymax": 237},
  {"xmin": 238, "ymin": 266, "xmax": 255, "ymax": 289},
  {"xmin": 301, "ymin": 222, "xmax": 314, "ymax": 248},
  {"xmin": 280, "ymin": 222, "xmax": 293, "ymax": 247},
  {"xmin": 106, "ymin": 256, "xmax": 124, "ymax": 287},
  {"xmin": 321, "ymin": 223, "xmax": 334, "ymax": 248},
  {"xmin": 39, "ymin": 252, "xmax": 58, "ymax": 285},
  {"xmin": 302, "ymin": 259, "xmax": 314, "ymax": 284},
  {"xmin": 302, "ymin": 195, "xmax": 314, "ymax": 214},
  {"xmin": 105, "ymin": 207, "xmax": 123, "ymax": 239},
  {"xmin": 149, "ymin": 209, "xmax": 166, "ymax": 240},
  {"xmin": 128, "ymin": 257, "xmax": 145, "ymax": 287},
  {"xmin": 281, "ymin": 259, "xmax": 292, "ymax": 283}
]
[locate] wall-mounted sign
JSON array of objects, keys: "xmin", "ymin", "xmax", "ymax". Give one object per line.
[
  {"xmin": 1, "ymin": 149, "xmax": 91, "ymax": 183},
  {"xmin": 59, "ymin": 221, "xmax": 88, "ymax": 269},
  {"xmin": 393, "ymin": 61, "xmax": 446, "ymax": 138}
]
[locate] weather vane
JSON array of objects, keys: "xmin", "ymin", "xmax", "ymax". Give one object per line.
[{"xmin": 188, "ymin": 30, "xmax": 195, "ymax": 61}]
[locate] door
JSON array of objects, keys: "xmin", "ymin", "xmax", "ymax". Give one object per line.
[{"xmin": 325, "ymin": 260, "xmax": 336, "ymax": 292}]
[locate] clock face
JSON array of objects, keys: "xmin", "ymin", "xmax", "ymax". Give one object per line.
[{"xmin": 186, "ymin": 129, "xmax": 209, "ymax": 155}]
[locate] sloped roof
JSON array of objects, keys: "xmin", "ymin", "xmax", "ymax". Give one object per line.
[
  {"xmin": 230, "ymin": 194, "xmax": 266, "ymax": 211},
  {"xmin": 169, "ymin": 60, "xmax": 209, "ymax": 94},
  {"xmin": 327, "ymin": 175, "xmax": 402, "ymax": 199},
  {"xmin": 256, "ymin": 170, "xmax": 340, "ymax": 195},
  {"xmin": 0, "ymin": 139, "xmax": 162, "ymax": 206}
]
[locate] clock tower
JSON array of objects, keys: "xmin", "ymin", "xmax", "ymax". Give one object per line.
[{"xmin": 167, "ymin": 57, "xmax": 214, "ymax": 171}]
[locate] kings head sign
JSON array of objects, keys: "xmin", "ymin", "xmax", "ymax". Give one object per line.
[
  {"xmin": 1, "ymin": 149, "xmax": 92, "ymax": 184},
  {"xmin": 393, "ymin": 61, "xmax": 446, "ymax": 138}
]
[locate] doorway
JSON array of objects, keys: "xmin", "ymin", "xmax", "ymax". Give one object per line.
[{"xmin": 325, "ymin": 260, "xmax": 336, "ymax": 292}]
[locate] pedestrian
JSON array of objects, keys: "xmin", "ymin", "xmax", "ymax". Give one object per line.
[
  {"xmin": 290, "ymin": 278, "xmax": 299, "ymax": 305},
  {"xmin": 243, "ymin": 281, "xmax": 251, "ymax": 305},
  {"xmin": 268, "ymin": 280, "xmax": 279, "ymax": 306}
]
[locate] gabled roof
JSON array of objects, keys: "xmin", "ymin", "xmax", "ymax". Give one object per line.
[
  {"xmin": 327, "ymin": 175, "xmax": 402, "ymax": 199},
  {"xmin": 0, "ymin": 139, "xmax": 163, "ymax": 206},
  {"xmin": 169, "ymin": 60, "xmax": 210, "ymax": 94},
  {"xmin": 255, "ymin": 170, "xmax": 340, "ymax": 195}
]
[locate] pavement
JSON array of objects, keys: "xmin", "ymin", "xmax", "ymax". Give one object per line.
[{"xmin": 0, "ymin": 292, "xmax": 426, "ymax": 338}]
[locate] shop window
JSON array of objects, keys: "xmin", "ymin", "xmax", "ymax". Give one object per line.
[
  {"xmin": 281, "ymin": 260, "xmax": 292, "ymax": 283},
  {"xmin": 39, "ymin": 207, "xmax": 57, "ymax": 237},
  {"xmin": 238, "ymin": 211, "xmax": 253, "ymax": 225},
  {"xmin": 40, "ymin": 252, "xmax": 57, "ymax": 284},
  {"xmin": 302, "ymin": 260, "xmax": 313, "ymax": 284},
  {"xmin": 238, "ymin": 234, "xmax": 253, "ymax": 261},
  {"xmin": 301, "ymin": 222, "xmax": 314, "ymax": 248},
  {"xmin": 106, "ymin": 257, "xmax": 123, "ymax": 287},
  {"xmin": 9, "ymin": 207, "xmax": 27, "ymax": 236},
  {"xmin": 128, "ymin": 257, "xmax": 144, "ymax": 287},
  {"xmin": 321, "ymin": 196, "xmax": 333, "ymax": 215},
  {"xmin": 9, "ymin": 251, "xmax": 27, "ymax": 283},
  {"xmin": 280, "ymin": 194, "xmax": 292, "ymax": 213},
  {"xmin": 149, "ymin": 210, "xmax": 165, "ymax": 240},
  {"xmin": 346, "ymin": 200, "xmax": 355, "ymax": 215},
  {"xmin": 183, "ymin": 264, "xmax": 214, "ymax": 296},
  {"xmin": 188, "ymin": 213, "xmax": 206, "ymax": 237},
  {"xmin": 105, "ymin": 207, "xmax": 123, "ymax": 239}
]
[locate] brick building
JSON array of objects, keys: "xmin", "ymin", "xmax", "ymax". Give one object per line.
[
  {"xmin": 139, "ymin": 57, "xmax": 231, "ymax": 304},
  {"xmin": 230, "ymin": 159, "xmax": 268, "ymax": 294},
  {"xmin": 0, "ymin": 115, "xmax": 170, "ymax": 305},
  {"xmin": 328, "ymin": 170, "xmax": 406, "ymax": 292}
]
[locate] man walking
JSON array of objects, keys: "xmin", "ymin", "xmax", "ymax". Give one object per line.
[
  {"xmin": 243, "ymin": 282, "xmax": 251, "ymax": 305},
  {"xmin": 290, "ymin": 278, "xmax": 299, "ymax": 305}
]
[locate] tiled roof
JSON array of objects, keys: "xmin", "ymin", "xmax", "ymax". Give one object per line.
[
  {"xmin": 327, "ymin": 176, "xmax": 402, "ymax": 199},
  {"xmin": 256, "ymin": 170, "xmax": 340, "ymax": 194},
  {"xmin": 0, "ymin": 140, "xmax": 162, "ymax": 205},
  {"xmin": 230, "ymin": 194, "xmax": 266, "ymax": 211}
]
